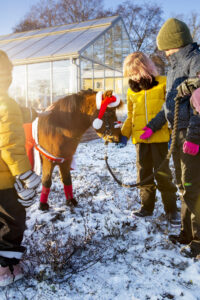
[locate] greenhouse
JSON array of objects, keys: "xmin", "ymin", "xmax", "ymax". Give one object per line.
[{"xmin": 0, "ymin": 16, "xmax": 132, "ymax": 109}]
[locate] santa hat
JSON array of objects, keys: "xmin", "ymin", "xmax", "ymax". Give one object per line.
[{"xmin": 93, "ymin": 91, "xmax": 120, "ymax": 130}]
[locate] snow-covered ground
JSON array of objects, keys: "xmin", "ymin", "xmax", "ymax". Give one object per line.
[{"xmin": 1, "ymin": 139, "xmax": 200, "ymax": 300}]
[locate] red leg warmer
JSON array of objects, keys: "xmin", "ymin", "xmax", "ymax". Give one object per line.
[
  {"xmin": 40, "ymin": 186, "xmax": 50, "ymax": 203},
  {"xmin": 64, "ymin": 185, "xmax": 73, "ymax": 200}
]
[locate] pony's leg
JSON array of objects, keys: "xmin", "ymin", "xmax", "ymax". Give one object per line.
[
  {"xmin": 59, "ymin": 162, "xmax": 78, "ymax": 207},
  {"xmin": 39, "ymin": 158, "xmax": 55, "ymax": 210}
]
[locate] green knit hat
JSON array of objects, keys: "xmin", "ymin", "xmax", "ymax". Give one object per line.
[{"xmin": 157, "ymin": 18, "xmax": 193, "ymax": 51}]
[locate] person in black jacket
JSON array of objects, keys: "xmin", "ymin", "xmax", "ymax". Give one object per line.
[{"xmin": 142, "ymin": 18, "xmax": 200, "ymax": 259}]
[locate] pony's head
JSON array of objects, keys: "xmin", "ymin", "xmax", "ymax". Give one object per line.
[{"xmin": 93, "ymin": 90, "xmax": 123, "ymax": 143}]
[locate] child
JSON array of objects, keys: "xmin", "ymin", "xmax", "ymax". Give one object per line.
[
  {"xmin": 146, "ymin": 18, "xmax": 200, "ymax": 259},
  {"xmin": 0, "ymin": 50, "xmax": 41, "ymax": 286},
  {"xmin": 120, "ymin": 51, "xmax": 179, "ymax": 225}
]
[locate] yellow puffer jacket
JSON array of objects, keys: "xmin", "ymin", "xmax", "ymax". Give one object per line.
[
  {"xmin": 0, "ymin": 92, "xmax": 36, "ymax": 189},
  {"xmin": 121, "ymin": 76, "xmax": 170, "ymax": 144}
]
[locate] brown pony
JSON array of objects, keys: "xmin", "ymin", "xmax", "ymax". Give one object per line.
[{"xmin": 37, "ymin": 89, "xmax": 123, "ymax": 210}]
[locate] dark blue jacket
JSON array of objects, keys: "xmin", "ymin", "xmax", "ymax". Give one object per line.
[{"xmin": 148, "ymin": 43, "xmax": 200, "ymax": 144}]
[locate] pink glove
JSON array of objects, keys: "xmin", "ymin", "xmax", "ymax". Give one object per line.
[
  {"xmin": 140, "ymin": 126, "xmax": 153, "ymax": 140},
  {"xmin": 183, "ymin": 141, "xmax": 199, "ymax": 156},
  {"xmin": 190, "ymin": 87, "xmax": 200, "ymax": 114}
]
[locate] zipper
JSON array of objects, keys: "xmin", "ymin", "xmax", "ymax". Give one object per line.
[{"xmin": 144, "ymin": 90, "xmax": 148, "ymax": 123}]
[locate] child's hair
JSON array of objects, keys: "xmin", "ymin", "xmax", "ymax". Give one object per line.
[
  {"xmin": 0, "ymin": 50, "xmax": 13, "ymax": 92},
  {"xmin": 123, "ymin": 51, "xmax": 159, "ymax": 81}
]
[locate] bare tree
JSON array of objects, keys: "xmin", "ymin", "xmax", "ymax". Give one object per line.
[
  {"xmin": 13, "ymin": 0, "xmax": 61, "ymax": 32},
  {"xmin": 13, "ymin": 0, "xmax": 112, "ymax": 32},
  {"xmin": 115, "ymin": 1, "xmax": 163, "ymax": 54},
  {"xmin": 58, "ymin": 0, "xmax": 110, "ymax": 23}
]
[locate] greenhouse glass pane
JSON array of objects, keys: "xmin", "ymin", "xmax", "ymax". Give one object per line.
[
  {"xmin": 105, "ymin": 68, "xmax": 114, "ymax": 90},
  {"xmin": 51, "ymin": 23, "xmax": 77, "ymax": 32},
  {"xmin": 0, "ymin": 42, "xmax": 13, "ymax": 52},
  {"xmin": 52, "ymin": 60, "xmax": 71, "ymax": 100},
  {"xmin": 72, "ymin": 19, "xmax": 97, "ymax": 29},
  {"xmin": 80, "ymin": 59, "xmax": 93, "ymax": 90},
  {"xmin": 113, "ymin": 22, "xmax": 122, "ymax": 71},
  {"xmin": 94, "ymin": 63, "xmax": 104, "ymax": 91},
  {"xmin": 9, "ymin": 65, "xmax": 26, "ymax": 106},
  {"xmin": 55, "ymin": 27, "xmax": 106, "ymax": 55},
  {"xmin": 27, "ymin": 62, "xmax": 50, "ymax": 109},
  {"xmin": 105, "ymin": 28, "xmax": 114, "ymax": 68},
  {"xmin": 82, "ymin": 45, "xmax": 93, "ymax": 59},
  {"xmin": 93, "ymin": 16, "xmax": 119, "ymax": 26},
  {"xmin": 30, "ymin": 31, "xmax": 81, "ymax": 58},
  {"xmin": 13, "ymin": 35, "xmax": 63, "ymax": 60},
  {"xmin": 122, "ymin": 24, "xmax": 131, "ymax": 60},
  {"xmin": 93, "ymin": 35, "xmax": 104, "ymax": 64},
  {"xmin": 7, "ymin": 38, "xmax": 44, "ymax": 59}
]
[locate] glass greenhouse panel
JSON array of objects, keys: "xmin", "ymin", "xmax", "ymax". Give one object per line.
[
  {"xmin": 9, "ymin": 65, "xmax": 26, "ymax": 106},
  {"xmin": 55, "ymin": 27, "xmax": 106, "ymax": 56},
  {"xmin": 52, "ymin": 60, "xmax": 73, "ymax": 100},
  {"xmin": 93, "ymin": 35, "xmax": 104, "ymax": 64},
  {"xmin": 51, "ymin": 23, "xmax": 78, "ymax": 33},
  {"xmin": 80, "ymin": 59, "xmax": 93, "ymax": 90},
  {"xmin": 72, "ymin": 19, "xmax": 97, "ymax": 29},
  {"xmin": 81, "ymin": 45, "xmax": 93, "ymax": 59},
  {"xmin": 113, "ymin": 22, "xmax": 122, "ymax": 70},
  {"xmin": 94, "ymin": 63, "xmax": 104, "ymax": 91},
  {"xmin": 93, "ymin": 16, "xmax": 119, "ymax": 26},
  {"xmin": 105, "ymin": 28, "xmax": 114, "ymax": 68},
  {"xmin": 7, "ymin": 38, "xmax": 44, "ymax": 59},
  {"xmin": 122, "ymin": 24, "xmax": 131, "ymax": 60},
  {"xmin": 29, "ymin": 31, "xmax": 82, "ymax": 58},
  {"xmin": 105, "ymin": 69, "xmax": 114, "ymax": 91},
  {"xmin": 27, "ymin": 62, "xmax": 50, "ymax": 109}
]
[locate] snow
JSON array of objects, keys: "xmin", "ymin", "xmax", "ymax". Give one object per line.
[{"xmin": 1, "ymin": 139, "xmax": 200, "ymax": 300}]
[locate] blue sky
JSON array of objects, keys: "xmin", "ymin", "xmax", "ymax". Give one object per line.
[{"xmin": 0, "ymin": 0, "xmax": 200, "ymax": 36}]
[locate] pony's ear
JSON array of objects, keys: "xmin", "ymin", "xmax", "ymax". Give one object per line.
[{"xmin": 103, "ymin": 90, "xmax": 113, "ymax": 99}]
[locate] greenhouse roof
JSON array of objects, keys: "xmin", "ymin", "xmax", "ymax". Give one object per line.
[{"xmin": 0, "ymin": 16, "xmax": 121, "ymax": 65}]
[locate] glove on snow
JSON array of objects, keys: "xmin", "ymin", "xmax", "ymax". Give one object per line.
[{"xmin": 14, "ymin": 170, "xmax": 41, "ymax": 207}]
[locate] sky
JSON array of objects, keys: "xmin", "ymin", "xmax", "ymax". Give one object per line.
[{"xmin": 0, "ymin": 0, "xmax": 200, "ymax": 36}]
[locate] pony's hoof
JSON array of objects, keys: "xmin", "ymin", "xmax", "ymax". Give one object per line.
[
  {"xmin": 39, "ymin": 202, "xmax": 49, "ymax": 211},
  {"xmin": 66, "ymin": 198, "xmax": 78, "ymax": 207}
]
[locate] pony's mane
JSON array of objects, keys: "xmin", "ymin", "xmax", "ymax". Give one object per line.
[
  {"xmin": 39, "ymin": 89, "xmax": 96, "ymax": 136},
  {"xmin": 55, "ymin": 89, "xmax": 96, "ymax": 113}
]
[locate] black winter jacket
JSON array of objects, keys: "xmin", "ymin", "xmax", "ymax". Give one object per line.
[{"xmin": 148, "ymin": 43, "xmax": 200, "ymax": 144}]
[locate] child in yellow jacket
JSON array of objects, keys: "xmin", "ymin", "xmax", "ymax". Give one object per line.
[
  {"xmin": 0, "ymin": 50, "xmax": 41, "ymax": 286},
  {"xmin": 120, "ymin": 52, "xmax": 179, "ymax": 224}
]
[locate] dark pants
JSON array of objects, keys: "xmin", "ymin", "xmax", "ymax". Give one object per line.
[
  {"xmin": 172, "ymin": 130, "xmax": 200, "ymax": 250},
  {"xmin": 0, "ymin": 188, "xmax": 26, "ymax": 266},
  {"xmin": 136, "ymin": 142, "xmax": 177, "ymax": 214}
]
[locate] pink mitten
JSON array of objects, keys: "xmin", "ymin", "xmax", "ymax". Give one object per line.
[
  {"xmin": 140, "ymin": 126, "xmax": 153, "ymax": 140},
  {"xmin": 190, "ymin": 87, "xmax": 200, "ymax": 114},
  {"xmin": 183, "ymin": 141, "xmax": 199, "ymax": 156}
]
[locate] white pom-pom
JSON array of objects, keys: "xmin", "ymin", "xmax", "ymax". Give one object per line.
[{"xmin": 92, "ymin": 118, "xmax": 103, "ymax": 130}]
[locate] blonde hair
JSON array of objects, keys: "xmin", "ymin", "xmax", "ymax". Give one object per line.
[{"xmin": 123, "ymin": 51, "xmax": 159, "ymax": 81}]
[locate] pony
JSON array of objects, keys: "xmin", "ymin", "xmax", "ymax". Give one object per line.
[{"xmin": 36, "ymin": 89, "xmax": 123, "ymax": 210}]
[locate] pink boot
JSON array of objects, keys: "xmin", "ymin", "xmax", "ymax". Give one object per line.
[{"xmin": 0, "ymin": 264, "xmax": 23, "ymax": 287}]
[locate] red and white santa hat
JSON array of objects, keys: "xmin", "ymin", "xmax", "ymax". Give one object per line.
[{"xmin": 92, "ymin": 91, "xmax": 120, "ymax": 130}]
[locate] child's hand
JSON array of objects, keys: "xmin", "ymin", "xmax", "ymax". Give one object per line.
[
  {"xmin": 183, "ymin": 141, "xmax": 199, "ymax": 155},
  {"xmin": 140, "ymin": 127, "xmax": 153, "ymax": 140}
]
